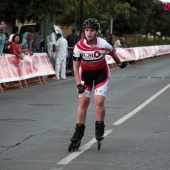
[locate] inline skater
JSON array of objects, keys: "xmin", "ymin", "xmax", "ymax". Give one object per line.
[{"xmin": 68, "ymin": 18, "xmax": 126, "ymax": 152}]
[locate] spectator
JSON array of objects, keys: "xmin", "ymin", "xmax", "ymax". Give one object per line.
[
  {"xmin": 47, "ymin": 28, "xmax": 56, "ymax": 62},
  {"xmin": 0, "ymin": 23, "xmax": 9, "ymax": 54},
  {"xmin": 102, "ymin": 29, "xmax": 113, "ymax": 46},
  {"xmin": 66, "ymin": 28, "xmax": 80, "ymax": 73},
  {"xmin": 46, "ymin": 28, "xmax": 57, "ymax": 79},
  {"xmin": 54, "ymin": 33, "xmax": 68, "ymax": 80},
  {"xmin": 1, "ymin": 21, "xmax": 10, "ymax": 53},
  {"xmin": 23, "ymin": 26, "xmax": 35, "ymax": 39},
  {"xmin": 21, "ymin": 32, "xmax": 34, "ymax": 54},
  {"xmin": 106, "ymin": 35, "xmax": 113, "ymax": 46},
  {"xmin": 114, "ymin": 37, "xmax": 125, "ymax": 48},
  {"xmin": 32, "ymin": 25, "xmax": 44, "ymax": 53},
  {"xmin": 10, "ymin": 34, "xmax": 24, "ymax": 60},
  {"xmin": 120, "ymin": 37, "xmax": 126, "ymax": 48},
  {"xmin": 66, "ymin": 28, "xmax": 80, "ymax": 47},
  {"xmin": 101, "ymin": 35, "xmax": 107, "ymax": 40},
  {"xmin": 104, "ymin": 29, "xmax": 110, "ymax": 37},
  {"xmin": 0, "ymin": 23, "xmax": 8, "ymax": 88}
]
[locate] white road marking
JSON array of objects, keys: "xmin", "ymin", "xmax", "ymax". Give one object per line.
[
  {"xmin": 57, "ymin": 129, "xmax": 113, "ymax": 165},
  {"xmin": 49, "ymin": 168, "xmax": 63, "ymax": 170},
  {"xmin": 113, "ymin": 83, "xmax": 170, "ymax": 125}
]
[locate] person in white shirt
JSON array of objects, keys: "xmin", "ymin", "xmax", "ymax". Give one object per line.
[
  {"xmin": 114, "ymin": 37, "xmax": 126, "ymax": 48},
  {"xmin": 54, "ymin": 33, "xmax": 68, "ymax": 80}
]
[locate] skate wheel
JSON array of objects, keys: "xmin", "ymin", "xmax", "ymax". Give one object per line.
[
  {"xmin": 75, "ymin": 142, "xmax": 81, "ymax": 150},
  {"xmin": 97, "ymin": 141, "xmax": 101, "ymax": 151},
  {"xmin": 68, "ymin": 143, "xmax": 74, "ymax": 152},
  {"xmin": 68, "ymin": 141, "xmax": 81, "ymax": 152}
]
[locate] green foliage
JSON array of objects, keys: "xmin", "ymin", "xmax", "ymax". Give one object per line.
[
  {"xmin": 0, "ymin": 0, "xmax": 169, "ymax": 43},
  {"xmin": 0, "ymin": 0, "xmax": 64, "ymax": 23}
]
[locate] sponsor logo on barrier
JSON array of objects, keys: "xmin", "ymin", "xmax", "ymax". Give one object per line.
[{"xmin": 164, "ymin": 3, "xmax": 170, "ymax": 10}]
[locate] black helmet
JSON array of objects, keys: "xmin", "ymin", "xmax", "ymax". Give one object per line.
[{"xmin": 83, "ymin": 18, "xmax": 100, "ymax": 31}]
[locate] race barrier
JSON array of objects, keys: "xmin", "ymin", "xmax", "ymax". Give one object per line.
[
  {"xmin": 106, "ymin": 45, "xmax": 170, "ymax": 64},
  {"xmin": 0, "ymin": 53, "xmax": 55, "ymax": 92},
  {"xmin": 0, "ymin": 45, "xmax": 170, "ymax": 92}
]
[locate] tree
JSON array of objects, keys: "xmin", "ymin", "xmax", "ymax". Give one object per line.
[
  {"xmin": 0, "ymin": 0, "xmax": 170, "ymax": 43},
  {"xmin": 147, "ymin": 0, "xmax": 170, "ymax": 38},
  {"xmin": 57, "ymin": 0, "xmax": 132, "ymax": 34},
  {"xmin": 0, "ymin": 0, "xmax": 64, "ymax": 24}
]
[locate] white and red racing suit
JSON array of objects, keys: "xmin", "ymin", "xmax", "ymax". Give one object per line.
[{"xmin": 73, "ymin": 37, "xmax": 115, "ymax": 97}]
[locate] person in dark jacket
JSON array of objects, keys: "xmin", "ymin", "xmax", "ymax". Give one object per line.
[{"xmin": 66, "ymin": 28, "xmax": 80, "ymax": 74}]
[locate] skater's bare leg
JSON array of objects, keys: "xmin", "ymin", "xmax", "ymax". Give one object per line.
[
  {"xmin": 76, "ymin": 97, "xmax": 90, "ymax": 124},
  {"xmin": 68, "ymin": 97, "xmax": 90, "ymax": 152},
  {"xmin": 94, "ymin": 95, "xmax": 105, "ymax": 121}
]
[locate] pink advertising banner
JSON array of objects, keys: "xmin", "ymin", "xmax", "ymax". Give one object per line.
[
  {"xmin": 105, "ymin": 45, "xmax": 170, "ymax": 64},
  {"xmin": 0, "ymin": 53, "xmax": 55, "ymax": 83}
]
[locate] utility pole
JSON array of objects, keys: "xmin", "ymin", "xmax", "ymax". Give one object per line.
[
  {"xmin": 79, "ymin": 0, "xmax": 83, "ymax": 37},
  {"xmin": 110, "ymin": 18, "xmax": 113, "ymax": 35},
  {"xmin": 74, "ymin": 0, "xmax": 77, "ymax": 28}
]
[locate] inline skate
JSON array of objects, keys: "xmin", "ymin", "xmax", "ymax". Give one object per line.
[
  {"xmin": 95, "ymin": 121, "xmax": 105, "ymax": 151},
  {"xmin": 68, "ymin": 124, "xmax": 85, "ymax": 152}
]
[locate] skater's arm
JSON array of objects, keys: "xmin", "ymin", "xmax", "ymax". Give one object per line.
[
  {"xmin": 111, "ymin": 50, "xmax": 127, "ymax": 69},
  {"xmin": 73, "ymin": 60, "xmax": 81, "ymax": 85},
  {"xmin": 111, "ymin": 50, "xmax": 121, "ymax": 65}
]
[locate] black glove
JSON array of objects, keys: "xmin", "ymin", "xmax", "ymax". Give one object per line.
[
  {"xmin": 119, "ymin": 62, "xmax": 127, "ymax": 69},
  {"xmin": 77, "ymin": 84, "xmax": 86, "ymax": 94}
]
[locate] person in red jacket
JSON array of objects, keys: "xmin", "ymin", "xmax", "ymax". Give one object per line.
[
  {"xmin": 10, "ymin": 34, "xmax": 23, "ymax": 59},
  {"xmin": 10, "ymin": 34, "xmax": 30, "ymax": 59}
]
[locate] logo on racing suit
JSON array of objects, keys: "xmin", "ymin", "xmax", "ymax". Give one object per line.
[
  {"xmin": 81, "ymin": 51, "xmax": 101, "ymax": 59},
  {"xmin": 94, "ymin": 51, "xmax": 101, "ymax": 58}
]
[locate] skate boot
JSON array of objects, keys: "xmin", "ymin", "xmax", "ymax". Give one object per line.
[
  {"xmin": 68, "ymin": 124, "xmax": 85, "ymax": 152},
  {"xmin": 95, "ymin": 121, "xmax": 105, "ymax": 151}
]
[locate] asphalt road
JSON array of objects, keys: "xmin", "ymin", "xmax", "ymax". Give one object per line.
[{"xmin": 0, "ymin": 56, "xmax": 170, "ymax": 170}]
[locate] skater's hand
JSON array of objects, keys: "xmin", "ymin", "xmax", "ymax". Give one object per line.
[
  {"xmin": 77, "ymin": 84, "xmax": 85, "ymax": 94},
  {"xmin": 119, "ymin": 62, "xmax": 127, "ymax": 69}
]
